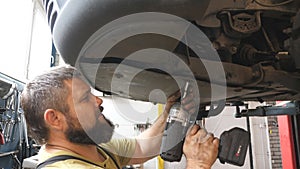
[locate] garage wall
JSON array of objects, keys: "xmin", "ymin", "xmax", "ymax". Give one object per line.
[
  {"xmin": 268, "ymin": 116, "xmax": 282, "ymax": 168},
  {"xmin": 0, "ymin": 0, "xmax": 53, "ymax": 81},
  {"xmin": 0, "ymin": 1, "xmax": 33, "ymax": 81},
  {"xmin": 248, "ymin": 102, "xmax": 272, "ymax": 169}
]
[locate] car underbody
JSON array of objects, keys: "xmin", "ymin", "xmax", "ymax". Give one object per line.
[{"xmin": 42, "ymin": 0, "xmax": 300, "ymax": 115}]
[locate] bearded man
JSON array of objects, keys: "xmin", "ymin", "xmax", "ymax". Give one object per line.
[{"xmin": 21, "ymin": 65, "xmax": 219, "ymax": 169}]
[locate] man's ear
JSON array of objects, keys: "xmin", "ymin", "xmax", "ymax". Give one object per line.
[{"xmin": 44, "ymin": 109, "xmax": 65, "ymax": 130}]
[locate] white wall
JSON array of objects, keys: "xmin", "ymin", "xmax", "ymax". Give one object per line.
[
  {"xmin": 248, "ymin": 102, "xmax": 272, "ymax": 169},
  {"xmin": 0, "ymin": 0, "xmax": 53, "ymax": 81},
  {"xmin": 0, "ymin": 1, "xmax": 33, "ymax": 81}
]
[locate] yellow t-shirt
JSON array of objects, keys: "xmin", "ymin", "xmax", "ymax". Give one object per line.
[{"xmin": 38, "ymin": 138, "xmax": 136, "ymax": 168}]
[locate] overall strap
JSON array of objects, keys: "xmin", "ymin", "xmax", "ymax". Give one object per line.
[
  {"xmin": 36, "ymin": 155, "xmax": 101, "ymax": 169},
  {"xmin": 35, "ymin": 146, "xmax": 121, "ymax": 169},
  {"xmin": 97, "ymin": 145, "xmax": 121, "ymax": 169}
]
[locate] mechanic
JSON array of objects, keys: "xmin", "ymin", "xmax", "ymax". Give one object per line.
[{"xmin": 21, "ymin": 65, "xmax": 219, "ymax": 169}]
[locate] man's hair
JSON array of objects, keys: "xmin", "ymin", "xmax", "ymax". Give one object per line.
[{"xmin": 21, "ymin": 65, "xmax": 82, "ymax": 143}]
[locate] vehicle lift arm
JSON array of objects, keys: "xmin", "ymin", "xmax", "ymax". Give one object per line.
[{"xmin": 236, "ymin": 101, "xmax": 300, "ymax": 117}]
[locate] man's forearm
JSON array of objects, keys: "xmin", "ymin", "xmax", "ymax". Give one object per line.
[
  {"xmin": 131, "ymin": 107, "xmax": 169, "ymax": 162},
  {"xmin": 130, "ymin": 92, "xmax": 180, "ymax": 163},
  {"xmin": 138, "ymin": 109, "xmax": 169, "ymax": 138},
  {"xmin": 186, "ymin": 160, "xmax": 212, "ymax": 169}
]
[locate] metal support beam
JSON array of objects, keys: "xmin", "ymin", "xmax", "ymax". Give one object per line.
[{"xmin": 236, "ymin": 102, "xmax": 299, "ymax": 117}]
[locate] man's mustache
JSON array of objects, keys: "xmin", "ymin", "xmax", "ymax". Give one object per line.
[
  {"xmin": 99, "ymin": 105, "xmax": 104, "ymax": 112},
  {"xmin": 99, "ymin": 105, "xmax": 114, "ymax": 128}
]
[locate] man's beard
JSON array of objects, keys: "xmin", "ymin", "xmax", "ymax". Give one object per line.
[{"xmin": 65, "ymin": 114, "xmax": 114, "ymax": 145}]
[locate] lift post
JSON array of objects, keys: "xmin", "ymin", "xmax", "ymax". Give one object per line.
[{"xmin": 235, "ymin": 101, "xmax": 299, "ymax": 169}]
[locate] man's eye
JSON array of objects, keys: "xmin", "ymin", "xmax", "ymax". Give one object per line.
[{"xmin": 82, "ymin": 96, "xmax": 89, "ymax": 102}]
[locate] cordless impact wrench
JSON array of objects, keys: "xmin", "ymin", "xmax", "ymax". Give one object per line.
[{"xmin": 160, "ymin": 82, "xmax": 250, "ymax": 166}]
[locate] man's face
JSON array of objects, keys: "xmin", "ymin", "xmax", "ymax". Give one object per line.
[{"xmin": 64, "ymin": 78, "xmax": 114, "ymax": 145}]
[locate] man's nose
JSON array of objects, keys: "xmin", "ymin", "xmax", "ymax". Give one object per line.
[{"xmin": 95, "ymin": 96, "xmax": 103, "ymax": 106}]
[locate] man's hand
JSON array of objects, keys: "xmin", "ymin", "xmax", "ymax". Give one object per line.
[
  {"xmin": 164, "ymin": 90, "xmax": 181, "ymax": 113},
  {"xmin": 164, "ymin": 88, "xmax": 196, "ymax": 115},
  {"xmin": 132, "ymin": 88, "xmax": 197, "ymax": 163},
  {"xmin": 183, "ymin": 125, "xmax": 219, "ymax": 169}
]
